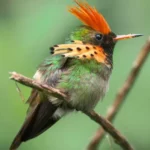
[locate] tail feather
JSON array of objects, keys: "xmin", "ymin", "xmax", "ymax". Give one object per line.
[{"xmin": 10, "ymin": 100, "xmax": 58, "ymax": 150}]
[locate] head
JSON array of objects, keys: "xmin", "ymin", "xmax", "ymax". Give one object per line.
[
  {"xmin": 50, "ymin": 0, "xmax": 142, "ymax": 68},
  {"xmin": 70, "ymin": 26, "xmax": 117, "ymax": 58}
]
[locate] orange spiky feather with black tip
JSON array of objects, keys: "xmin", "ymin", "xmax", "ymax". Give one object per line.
[{"xmin": 50, "ymin": 41, "xmax": 106, "ymax": 63}]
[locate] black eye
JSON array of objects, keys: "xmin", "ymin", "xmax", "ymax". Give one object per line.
[{"xmin": 95, "ymin": 33, "xmax": 103, "ymax": 41}]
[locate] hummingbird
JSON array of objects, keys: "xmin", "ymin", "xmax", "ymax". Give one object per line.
[{"xmin": 10, "ymin": 0, "xmax": 142, "ymax": 149}]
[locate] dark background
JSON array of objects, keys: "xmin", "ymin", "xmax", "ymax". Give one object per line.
[{"xmin": 0, "ymin": 0, "xmax": 150, "ymax": 149}]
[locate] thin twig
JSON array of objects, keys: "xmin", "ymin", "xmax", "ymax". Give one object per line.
[
  {"xmin": 10, "ymin": 72, "xmax": 67, "ymax": 101},
  {"xmin": 10, "ymin": 72, "xmax": 133, "ymax": 150},
  {"xmin": 15, "ymin": 82, "xmax": 25, "ymax": 102},
  {"xmin": 87, "ymin": 39, "xmax": 150, "ymax": 150}
]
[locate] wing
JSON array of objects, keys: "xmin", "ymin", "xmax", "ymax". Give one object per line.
[{"xmin": 10, "ymin": 55, "xmax": 69, "ymax": 150}]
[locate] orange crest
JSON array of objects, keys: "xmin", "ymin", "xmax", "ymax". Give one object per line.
[{"xmin": 68, "ymin": 0, "xmax": 111, "ymax": 34}]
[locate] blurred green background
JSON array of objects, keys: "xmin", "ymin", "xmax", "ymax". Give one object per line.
[{"xmin": 0, "ymin": 0, "xmax": 150, "ymax": 150}]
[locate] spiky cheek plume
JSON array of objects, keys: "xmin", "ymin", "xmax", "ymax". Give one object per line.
[{"xmin": 50, "ymin": 40, "xmax": 109, "ymax": 66}]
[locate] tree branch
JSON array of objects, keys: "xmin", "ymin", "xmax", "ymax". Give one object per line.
[
  {"xmin": 87, "ymin": 38, "xmax": 150, "ymax": 150},
  {"xmin": 10, "ymin": 72, "xmax": 133, "ymax": 150}
]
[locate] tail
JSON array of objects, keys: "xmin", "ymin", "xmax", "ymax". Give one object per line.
[{"xmin": 10, "ymin": 100, "xmax": 58, "ymax": 150}]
